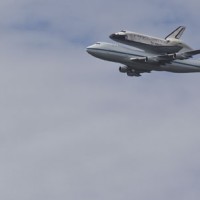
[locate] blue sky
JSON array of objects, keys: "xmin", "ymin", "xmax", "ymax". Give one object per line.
[{"xmin": 0, "ymin": 0, "xmax": 200, "ymax": 200}]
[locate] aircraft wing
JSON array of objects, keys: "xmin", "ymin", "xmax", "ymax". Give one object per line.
[
  {"xmin": 179, "ymin": 50, "xmax": 200, "ymax": 58},
  {"xmin": 130, "ymin": 50, "xmax": 200, "ymax": 64}
]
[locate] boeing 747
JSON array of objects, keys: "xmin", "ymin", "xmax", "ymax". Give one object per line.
[{"xmin": 86, "ymin": 27, "xmax": 200, "ymax": 77}]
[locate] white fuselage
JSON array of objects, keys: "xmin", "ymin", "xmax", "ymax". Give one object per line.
[
  {"xmin": 110, "ymin": 31, "xmax": 193, "ymax": 54},
  {"xmin": 86, "ymin": 42, "xmax": 200, "ymax": 73}
]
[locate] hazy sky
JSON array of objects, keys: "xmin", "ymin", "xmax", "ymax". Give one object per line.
[{"xmin": 0, "ymin": 0, "xmax": 200, "ymax": 200}]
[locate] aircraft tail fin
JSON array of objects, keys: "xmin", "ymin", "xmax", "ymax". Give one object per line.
[{"xmin": 165, "ymin": 26, "xmax": 186, "ymax": 40}]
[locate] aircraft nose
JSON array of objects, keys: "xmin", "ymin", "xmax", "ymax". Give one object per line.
[
  {"xmin": 86, "ymin": 45, "xmax": 93, "ymax": 54},
  {"xmin": 86, "ymin": 44, "xmax": 97, "ymax": 55},
  {"xmin": 86, "ymin": 42, "xmax": 102, "ymax": 56}
]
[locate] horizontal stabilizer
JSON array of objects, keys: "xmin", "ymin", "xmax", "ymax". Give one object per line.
[{"xmin": 165, "ymin": 26, "xmax": 186, "ymax": 39}]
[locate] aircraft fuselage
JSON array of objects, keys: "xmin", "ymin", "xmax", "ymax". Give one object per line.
[
  {"xmin": 87, "ymin": 42, "xmax": 200, "ymax": 73},
  {"xmin": 109, "ymin": 30, "xmax": 193, "ymax": 54}
]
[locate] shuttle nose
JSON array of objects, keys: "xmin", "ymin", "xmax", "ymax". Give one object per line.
[
  {"xmin": 109, "ymin": 32, "xmax": 126, "ymax": 40},
  {"xmin": 109, "ymin": 33, "xmax": 116, "ymax": 39}
]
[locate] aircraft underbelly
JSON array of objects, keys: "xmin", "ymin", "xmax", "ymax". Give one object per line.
[
  {"xmin": 161, "ymin": 63, "xmax": 200, "ymax": 73},
  {"xmin": 91, "ymin": 50, "xmax": 187, "ymax": 72},
  {"xmin": 115, "ymin": 55, "xmax": 200, "ymax": 73}
]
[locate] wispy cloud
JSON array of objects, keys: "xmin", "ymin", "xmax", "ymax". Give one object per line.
[{"xmin": 0, "ymin": 0, "xmax": 200, "ymax": 200}]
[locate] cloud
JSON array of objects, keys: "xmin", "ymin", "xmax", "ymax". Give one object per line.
[{"xmin": 0, "ymin": 0, "xmax": 200, "ymax": 200}]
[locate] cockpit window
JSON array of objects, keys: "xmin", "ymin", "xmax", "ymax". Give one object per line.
[
  {"xmin": 120, "ymin": 30, "xmax": 126, "ymax": 32},
  {"xmin": 95, "ymin": 42, "xmax": 101, "ymax": 44}
]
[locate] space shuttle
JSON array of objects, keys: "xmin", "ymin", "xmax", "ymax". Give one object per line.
[{"xmin": 110, "ymin": 26, "xmax": 193, "ymax": 54}]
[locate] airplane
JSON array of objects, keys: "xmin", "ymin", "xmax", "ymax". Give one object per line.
[
  {"xmin": 86, "ymin": 27, "xmax": 200, "ymax": 77},
  {"xmin": 109, "ymin": 26, "xmax": 192, "ymax": 54}
]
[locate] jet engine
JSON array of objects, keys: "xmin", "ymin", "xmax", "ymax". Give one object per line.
[
  {"xmin": 144, "ymin": 57, "xmax": 156, "ymax": 63},
  {"xmin": 171, "ymin": 53, "xmax": 186, "ymax": 60},
  {"xmin": 127, "ymin": 69, "xmax": 141, "ymax": 77},
  {"xmin": 119, "ymin": 66, "xmax": 129, "ymax": 73},
  {"xmin": 119, "ymin": 66, "xmax": 141, "ymax": 77}
]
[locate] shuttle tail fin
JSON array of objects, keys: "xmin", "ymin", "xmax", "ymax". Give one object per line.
[{"xmin": 165, "ymin": 26, "xmax": 186, "ymax": 40}]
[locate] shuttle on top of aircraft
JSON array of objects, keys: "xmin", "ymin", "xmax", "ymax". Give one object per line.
[
  {"xmin": 109, "ymin": 26, "xmax": 192, "ymax": 54},
  {"xmin": 86, "ymin": 26, "xmax": 200, "ymax": 77}
]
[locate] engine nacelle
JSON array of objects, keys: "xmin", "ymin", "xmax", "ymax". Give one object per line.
[
  {"xmin": 119, "ymin": 66, "xmax": 129, "ymax": 73},
  {"xmin": 172, "ymin": 53, "xmax": 185, "ymax": 60},
  {"xmin": 127, "ymin": 69, "xmax": 141, "ymax": 77},
  {"xmin": 145, "ymin": 57, "xmax": 158, "ymax": 63},
  {"xmin": 130, "ymin": 57, "xmax": 148, "ymax": 62},
  {"xmin": 119, "ymin": 67, "xmax": 141, "ymax": 77}
]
